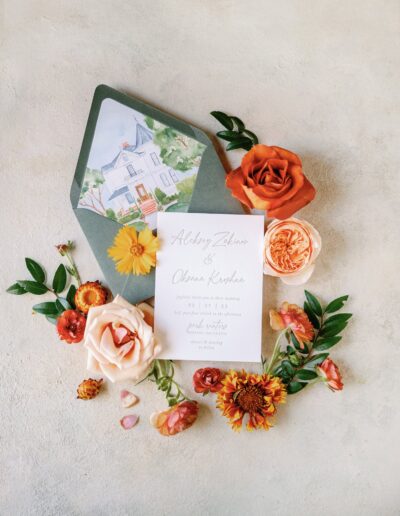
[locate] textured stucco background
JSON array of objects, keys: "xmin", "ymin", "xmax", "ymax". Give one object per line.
[{"xmin": 1, "ymin": 1, "xmax": 399, "ymax": 515}]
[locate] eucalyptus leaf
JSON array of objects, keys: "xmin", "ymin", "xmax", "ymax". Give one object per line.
[
  {"xmin": 304, "ymin": 290, "xmax": 322, "ymax": 316},
  {"xmin": 231, "ymin": 116, "xmax": 245, "ymax": 132},
  {"xmin": 313, "ymin": 336, "xmax": 342, "ymax": 351},
  {"xmin": 25, "ymin": 258, "xmax": 45, "ymax": 283},
  {"xmin": 287, "ymin": 381, "xmax": 307, "ymax": 395},
  {"xmin": 325, "ymin": 295, "xmax": 349, "ymax": 313},
  {"xmin": 52, "ymin": 264, "xmax": 67, "ymax": 293},
  {"xmin": 66, "ymin": 285, "xmax": 77, "ymax": 308},
  {"xmin": 32, "ymin": 301, "xmax": 59, "ymax": 315},
  {"xmin": 295, "ymin": 369, "xmax": 318, "ymax": 381},
  {"xmin": 17, "ymin": 280, "xmax": 48, "ymax": 295},
  {"xmin": 303, "ymin": 301, "xmax": 320, "ymax": 329},
  {"xmin": 304, "ymin": 353, "xmax": 329, "ymax": 369},
  {"xmin": 210, "ymin": 111, "xmax": 234, "ymax": 130},
  {"xmin": 226, "ymin": 137, "xmax": 254, "ymax": 151},
  {"xmin": 6, "ymin": 282, "xmax": 27, "ymax": 295}
]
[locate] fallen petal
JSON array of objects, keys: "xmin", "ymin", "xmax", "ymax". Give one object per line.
[
  {"xmin": 120, "ymin": 389, "xmax": 138, "ymax": 408},
  {"xmin": 120, "ymin": 414, "xmax": 139, "ymax": 430}
]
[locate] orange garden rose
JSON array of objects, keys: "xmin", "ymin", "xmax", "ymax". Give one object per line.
[
  {"xmin": 193, "ymin": 367, "xmax": 224, "ymax": 394},
  {"xmin": 317, "ymin": 358, "xmax": 344, "ymax": 391},
  {"xmin": 226, "ymin": 144, "xmax": 316, "ymax": 219},
  {"xmin": 270, "ymin": 302, "xmax": 314, "ymax": 348},
  {"xmin": 150, "ymin": 400, "xmax": 199, "ymax": 436},
  {"xmin": 263, "ymin": 218, "xmax": 321, "ymax": 285}
]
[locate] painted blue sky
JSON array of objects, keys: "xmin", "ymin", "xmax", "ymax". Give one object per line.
[{"xmin": 87, "ymin": 98, "xmax": 149, "ymax": 170}]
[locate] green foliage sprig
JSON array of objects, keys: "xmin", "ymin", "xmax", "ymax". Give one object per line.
[
  {"xmin": 263, "ymin": 291, "xmax": 352, "ymax": 395},
  {"xmin": 6, "ymin": 242, "xmax": 81, "ymax": 324},
  {"xmin": 147, "ymin": 359, "xmax": 190, "ymax": 407},
  {"xmin": 210, "ymin": 111, "xmax": 259, "ymax": 151}
]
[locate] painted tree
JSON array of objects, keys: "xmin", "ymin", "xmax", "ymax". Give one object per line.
[
  {"xmin": 144, "ymin": 117, "xmax": 205, "ymax": 172},
  {"xmin": 79, "ymin": 168, "xmax": 107, "ymax": 215}
]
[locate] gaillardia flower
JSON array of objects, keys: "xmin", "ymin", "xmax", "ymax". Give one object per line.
[
  {"xmin": 317, "ymin": 358, "xmax": 343, "ymax": 391},
  {"xmin": 263, "ymin": 218, "xmax": 321, "ymax": 285},
  {"xmin": 270, "ymin": 302, "xmax": 314, "ymax": 348},
  {"xmin": 216, "ymin": 370, "xmax": 286, "ymax": 431},
  {"xmin": 56, "ymin": 309, "xmax": 86, "ymax": 344},
  {"xmin": 150, "ymin": 400, "xmax": 199, "ymax": 436},
  {"xmin": 107, "ymin": 226, "xmax": 159, "ymax": 276},
  {"xmin": 74, "ymin": 281, "xmax": 107, "ymax": 314}
]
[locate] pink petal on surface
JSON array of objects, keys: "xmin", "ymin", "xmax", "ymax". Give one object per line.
[
  {"xmin": 120, "ymin": 389, "xmax": 138, "ymax": 408},
  {"xmin": 120, "ymin": 414, "xmax": 139, "ymax": 430}
]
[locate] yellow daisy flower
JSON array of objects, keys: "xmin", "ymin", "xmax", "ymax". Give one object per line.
[{"xmin": 107, "ymin": 226, "xmax": 159, "ymax": 276}]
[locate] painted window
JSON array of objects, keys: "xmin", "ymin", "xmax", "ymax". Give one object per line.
[
  {"xmin": 125, "ymin": 192, "xmax": 135, "ymax": 204},
  {"xmin": 160, "ymin": 173, "xmax": 170, "ymax": 187},
  {"xmin": 150, "ymin": 152, "xmax": 160, "ymax": 166},
  {"xmin": 169, "ymin": 169, "xmax": 178, "ymax": 183},
  {"xmin": 127, "ymin": 164, "xmax": 136, "ymax": 177}
]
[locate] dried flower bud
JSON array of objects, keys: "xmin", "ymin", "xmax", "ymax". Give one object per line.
[{"xmin": 77, "ymin": 378, "xmax": 103, "ymax": 400}]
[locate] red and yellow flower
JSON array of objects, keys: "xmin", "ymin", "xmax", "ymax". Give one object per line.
[
  {"xmin": 74, "ymin": 281, "xmax": 107, "ymax": 314},
  {"xmin": 317, "ymin": 358, "xmax": 343, "ymax": 391},
  {"xmin": 270, "ymin": 302, "xmax": 314, "ymax": 348},
  {"xmin": 56, "ymin": 309, "xmax": 86, "ymax": 344},
  {"xmin": 193, "ymin": 367, "xmax": 224, "ymax": 394},
  {"xmin": 216, "ymin": 370, "xmax": 286, "ymax": 431}
]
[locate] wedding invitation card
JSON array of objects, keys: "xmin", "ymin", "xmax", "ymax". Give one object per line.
[{"xmin": 155, "ymin": 212, "xmax": 264, "ymax": 362}]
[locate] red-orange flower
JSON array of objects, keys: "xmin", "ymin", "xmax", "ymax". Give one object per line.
[
  {"xmin": 150, "ymin": 400, "xmax": 199, "ymax": 436},
  {"xmin": 317, "ymin": 358, "xmax": 344, "ymax": 391},
  {"xmin": 270, "ymin": 302, "xmax": 314, "ymax": 348},
  {"xmin": 216, "ymin": 370, "xmax": 286, "ymax": 431},
  {"xmin": 193, "ymin": 367, "xmax": 224, "ymax": 394},
  {"xmin": 56, "ymin": 309, "xmax": 86, "ymax": 344},
  {"xmin": 225, "ymin": 144, "xmax": 316, "ymax": 219}
]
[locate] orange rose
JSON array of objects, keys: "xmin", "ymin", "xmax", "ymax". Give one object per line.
[
  {"xmin": 225, "ymin": 144, "xmax": 316, "ymax": 219},
  {"xmin": 270, "ymin": 302, "xmax": 314, "ymax": 348}
]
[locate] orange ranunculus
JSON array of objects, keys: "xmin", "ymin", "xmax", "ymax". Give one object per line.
[
  {"xmin": 150, "ymin": 400, "xmax": 199, "ymax": 436},
  {"xmin": 270, "ymin": 302, "xmax": 314, "ymax": 348},
  {"xmin": 225, "ymin": 144, "xmax": 316, "ymax": 219},
  {"xmin": 317, "ymin": 358, "xmax": 344, "ymax": 391},
  {"xmin": 193, "ymin": 367, "xmax": 224, "ymax": 394}
]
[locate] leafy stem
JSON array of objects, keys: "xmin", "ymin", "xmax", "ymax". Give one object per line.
[
  {"xmin": 210, "ymin": 111, "xmax": 259, "ymax": 152},
  {"xmin": 147, "ymin": 359, "xmax": 190, "ymax": 407}
]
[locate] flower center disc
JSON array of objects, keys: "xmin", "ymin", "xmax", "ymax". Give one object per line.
[
  {"xmin": 237, "ymin": 385, "xmax": 264, "ymax": 412},
  {"xmin": 130, "ymin": 243, "xmax": 144, "ymax": 256}
]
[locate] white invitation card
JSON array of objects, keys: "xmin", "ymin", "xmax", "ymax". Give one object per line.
[{"xmin": 155, "ymin": 212, "xmax": 264, "ymax": 362}]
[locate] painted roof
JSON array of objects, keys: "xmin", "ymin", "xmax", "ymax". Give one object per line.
[
  {"xmin": 108, "ymin": 185, "xmax": 129, "ymax": 201},
  {"xmin": 102, "ymin": 122, "xmax": 153, "ymax": 172}
]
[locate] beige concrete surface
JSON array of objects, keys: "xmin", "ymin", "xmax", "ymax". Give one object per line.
[{"xmin": 1, "ymin": 1, "xmax": 399, "ymax": 514}]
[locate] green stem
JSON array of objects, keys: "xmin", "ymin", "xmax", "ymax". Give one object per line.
[
  {"xmin": 65, "ymin": 251, "xmax": 82, "ymax": 286},
  {"xmin": 264, "ymin": 330, "xmax": 286, "ymax": 375}
]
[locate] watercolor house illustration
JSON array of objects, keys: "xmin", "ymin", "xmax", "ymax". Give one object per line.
[{"xmin": 101, "ymin": 121, "xmax": 181, "ymax": 220}]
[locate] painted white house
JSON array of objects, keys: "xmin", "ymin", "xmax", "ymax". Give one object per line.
[{"xmin": 101, "ymin": 122, "xmax": 181, "ymax": 220}]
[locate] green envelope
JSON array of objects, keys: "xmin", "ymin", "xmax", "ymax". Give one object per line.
[{"xmin": 70, "ymin": 84, "xmax": 243, "ymax": 303}]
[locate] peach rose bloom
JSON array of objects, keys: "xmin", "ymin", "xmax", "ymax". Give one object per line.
[
  {"xmin": 225, "ymin": 144, "xmax": 316, "ymax": 219},
  {"xmin": 263, "ymin": 218, "xmax": 321, "ymax": 285},
  {"xmin": 84, "ymin": 295, "xmax": 160, "ymax": 383},
  {"xmin": 270, "ymin": 302, "xmax": 314, "ymax": 348},
  {"xmin": 317, "ymin": 358, "xmax": 344, "ymax": 391},
  {"xmin": 150, "ymin": 401, "xmax": 199, "ymax": 436}
]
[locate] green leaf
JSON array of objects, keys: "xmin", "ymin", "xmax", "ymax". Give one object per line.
[
  {"xmin": 17, "ymin": 280, "xmax": 48, "ymax": 295},
  {"xmin": 295, "ymin": 369, "xmax": 318, "ymax": 381},
  {"xmin": 313, "ymin": 336, "xmax": 342, "ymax": 351},
  {"xmin": 304, "ymin": 353, "xmax": 329, "ymax": 369},
  {"xmin": 325, "ymin": 295, "xmax": 349, "ymax": 313},
  {"xmin": 168, "ymin": 397, "xmax": 179, "ymax": 407},
  {"xmin": 288, "ymin": 353, "xmax": 302, "ymax": 366},
  {"xmin": 230, "ymin": 116, "xmax": 245, "ymax": 132},
  {"xmin": 304, "ymin": 290, "xmax": 322, "ymax": 316},
  {"xmin": 226, "ymin": 138, "xmax": 254, "ymax": 151},
  {"xmin": 52, "ymin": 264, "xmax": 67, "ymax": 293},
  {"xmin": 242, "ymin": 129, "xmax": 259, "ymax": 144},
  {"xmin": 216, "ymin": 130, "xmax": 240, "ymax": 142},
  {"xmin": 324, "ymin": 313, "xmax": 352, "ymax": 325},
  {"xmin": 319, "ymin": 320, "xmax": 348, "ymax": 338},
  {"xmin": 46, "ymin": 315, "xmax": 58, "ymax": 325},
  {"xmin": 290, "ymin": 332, "xmax": 309, "ymax": 354},
  {"xmin": 66, "ymin": 285, "xmax": 77, "ymax": 308},
  {"xmin": 281, "ymin": 360, "xmax": 295, "ymax": 377},
  {"xmin": 210, "ymin": 111, "xmax": 234, "ymax": 130},
  {"xmin": 303, "ymin": 301, "xmax": 320, "ymax": 329},
  {"xmin": 6, "ymin": 282, "xmax": 27, "ymax": 295},
  {"xmin": 287, "ymin": 381, "xmax": 307, "ymax": 395},
  {"xmin": 25, "ymin": 258, "xmax": 45, "ymax": 283},
  {"xmin": 32, "ymin": 301, "xmax": 59, "ymax": 315},
  {"xmin": 55, "ymin": 298, "xmax": 71, "ymax": 313}
]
